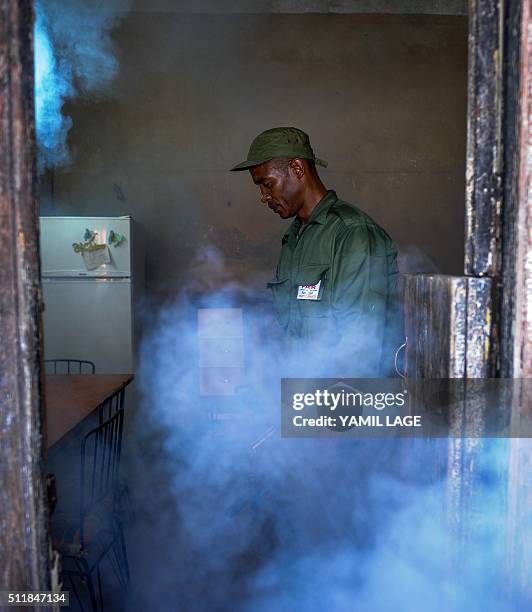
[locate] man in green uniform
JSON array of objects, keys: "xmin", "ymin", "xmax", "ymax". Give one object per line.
[{"xmin": 231, "ymin": 127, "xmax": 399, "ymax": 377}]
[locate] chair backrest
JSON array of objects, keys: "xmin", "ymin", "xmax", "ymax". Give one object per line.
[
  {"xmin": 98, "ymin": 388, "xmax": 125, "ymax": 424},
  {"xmin": 79, "ymin": 407, "xmax": 124, "ymax": 547},
  {"xmin": 44, "ymin": 359, "xmax": 96, "ymax": 375}
]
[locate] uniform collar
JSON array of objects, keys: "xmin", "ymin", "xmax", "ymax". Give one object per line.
[
  {"xmin": 283, "ymin": 190, "xmax": 338, "ymax": 241},
  {"xmin": 305, "ymin": 189, "xmax": 338, "ymax": 225}
]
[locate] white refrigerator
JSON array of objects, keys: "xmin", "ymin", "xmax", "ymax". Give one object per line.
[{"xmin": 40, "ymin": 216, "xmax": 141, "ymax": 374}]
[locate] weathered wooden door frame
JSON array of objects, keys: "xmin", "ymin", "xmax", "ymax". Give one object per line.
[
  {"xmin": 406, "ymin": 0, "xmax": 532, "ymax": 598},
  {"xmin": 512, "ymin": 0, "xmax": 532, "ymax": 380},
  {"xmin": 466, "ymin": 0, "xmax": 531, "ymax": 379},
  {"xmin": 0, "ymin": 0, "xmax": 51, "ymax": 595},
  {"xmin": 406, "ymin": 0, "xmax": 530, "ymax": 379},
  {"xmin": 0, "ymin": 0, "xmax": 530, "ymax": 594}
]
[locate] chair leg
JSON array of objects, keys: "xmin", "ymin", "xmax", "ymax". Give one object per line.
[
  {"xmin": 109, "ymin": 534, "xmax": 129, "ymax": 591},
  {"xmin": 108, "ymin": 544, "xmax": 125, "ymax": 591},
  {"xmin": 117, "ymin": 524, "xmax": 130, "ymax": 588},
  {"xmin": 97, "ymin": 566, "xmax": 104, "ymax": 611},
  {"xmin": 68, "ymin": 572, "xmax": 85, "ymax": 612},
  {"xmin": 77, "ymin": 558, "xmax": 98, "ymax": 612},
  {"xmin": 110, "ymin": 517, "xmax": 130, "ymax": 591}
]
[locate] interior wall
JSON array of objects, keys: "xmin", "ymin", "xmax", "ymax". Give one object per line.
[{"xmin": 39, "ymin": 13, "xmax": 468, "ymax": 304}]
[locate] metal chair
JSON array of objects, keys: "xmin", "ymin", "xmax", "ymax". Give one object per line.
[
  {"xmin": 97, "ymin": 391, "xmax": 132, "ymax": 525},
  {"xmin": 53, "ymin": 407, "xmax": 130, "ymax": 611},
  {"xmin": 45, "ymin": 359, "xmax": 96, "ymax": 375},
  {"xmin": 98, "ymin": 389, "xmax": 125, "ymax": 423}
]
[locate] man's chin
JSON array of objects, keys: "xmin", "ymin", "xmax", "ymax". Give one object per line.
[{"xmin": 278, "ymin": 210, "xmax": 294, "ymax": 219}]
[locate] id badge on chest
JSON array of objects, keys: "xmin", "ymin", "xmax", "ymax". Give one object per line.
[{"xmin": 297, "ymin": 279, "xmax": 322, "ymax": 300}]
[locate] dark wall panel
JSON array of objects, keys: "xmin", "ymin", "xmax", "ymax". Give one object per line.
[{"xmin": 40, "ymin": 14, "xmax": 468, "ymax": 304}]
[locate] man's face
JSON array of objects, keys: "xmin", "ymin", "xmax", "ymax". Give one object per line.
[{"xmin": 249, "ymin": 160, "xmax": 303, "ymax": 219}]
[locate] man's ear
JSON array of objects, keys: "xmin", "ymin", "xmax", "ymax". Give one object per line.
[{"xmin": 289, "ymin": 158, "xmax": 305, "ymax": 180}]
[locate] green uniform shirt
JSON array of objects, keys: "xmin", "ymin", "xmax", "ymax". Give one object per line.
[{"xmin": 267, "ymin": 190, "xmax": 399, "ymax": 376}]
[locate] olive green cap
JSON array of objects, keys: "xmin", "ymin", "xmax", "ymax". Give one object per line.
[{"xmin": 230, "ymin": 126, "xmax": 328, "ymax": 171}]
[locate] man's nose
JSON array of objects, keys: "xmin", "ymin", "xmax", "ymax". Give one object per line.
[{"xmin": 260, "ymin": 190, "xmax": 271, "ymax": 204}]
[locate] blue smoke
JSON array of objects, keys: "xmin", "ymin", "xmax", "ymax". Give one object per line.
[
  {"xmin": 34, "ymin": 0, "xmax": 130, "ymax": 172},
  {"xmin": 34, "ymin": 5, "xmax": 73, "ymax": 170},
  {"xmin": 124, "ymin": 246, "xmax": 532, "ymax": 611}
]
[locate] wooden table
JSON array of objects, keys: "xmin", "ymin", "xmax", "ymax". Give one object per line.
[{"xmin": 45, "ymin": 374, "xmax": 134, "ymax": 449}]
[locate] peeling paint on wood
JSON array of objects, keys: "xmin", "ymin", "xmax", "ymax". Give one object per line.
[
  {"xmin": 403, "ymin": 274, "xmax": 493, "ymax": 378},
  {"xmin": 514, "ymin": 0, "xmax": 532, "ymax": 379},
  {"xmin": 0, "ymin": 0, "xmax": 50, "ymax": 594},
  {"xmin": 465, "ymin": 0, "xmax": 504, "ymax": 277},
  {"xmin": 506, "ymin": 0, "xmax": 532, "ymax": 597}
]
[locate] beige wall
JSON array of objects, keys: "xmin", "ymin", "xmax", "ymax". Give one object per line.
[{"xmin": 40, "ymin": 13, "xmax": 468, "ymax": 303}]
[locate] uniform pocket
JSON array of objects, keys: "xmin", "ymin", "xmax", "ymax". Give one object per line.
[
  {"xmin": 294, "ymin": 265, "xmax": 336, "ymax": 340},
  {"xmin": 267, "ymin": 277, "xmax": 290, "ymax": 327},
  {"xmin": 294, "ymin": 264, "xmax": 330, "ymax": 289},
  {"xmin": 294, "ymin": 264, "xmax": 330, "ymax": 316}
]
